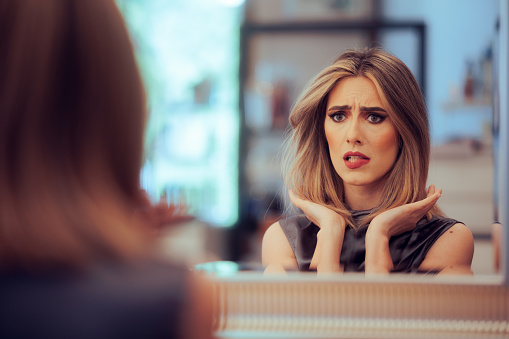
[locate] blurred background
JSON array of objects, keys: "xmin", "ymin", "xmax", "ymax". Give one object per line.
[{"xmin": 115, "ymin": 0, "xmax": 499, "ymax": 275}]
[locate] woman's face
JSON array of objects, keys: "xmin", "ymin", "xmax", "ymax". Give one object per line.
[{"xmin": 324, "ymin": 76, "xmax": 399, "ymax": 192}]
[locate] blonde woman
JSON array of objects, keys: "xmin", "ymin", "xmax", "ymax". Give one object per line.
[
  {"xmin": 262, "ymin": 48, "xmax": 474, "ymax": 275},
  {"xmin": 0, "ymin": 0, "xmax": 211, "ymax": 337}
]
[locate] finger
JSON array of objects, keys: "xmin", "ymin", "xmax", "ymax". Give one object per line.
[
  {"xmin": 424, "ymin": 191, "xmax": 441, "ymax": 204},
  {"xmin": 179, "ymin": 191, "xmax": 187, "ymax": 207},
  {"xmin": 138, "ymin": 189, "xmax": 152, "ymax": 207},
  {"xmin": 179, "ymin": 202, "xmax": 189, "ymax": 215},
  {"xmin": 410, "ymin": 191, "xmax": 441, "ymax": 211},
  {"xmin": 288, "ymin": 190, "xmax": 302, "ymax": 208},
  {"xmin": 289, "ymin": 190, "xmax": 310, "ymax": 211},
  {"xmin": 166, "ymin": 201, "xmax": 177, "ymax": 215},
  {"xmin": 420, "ymin": 191, "xmax": 441, "ymax": 214},
  {"xmin": 427, "ymin": 185, "xmax": 435, "ymax": 197}
]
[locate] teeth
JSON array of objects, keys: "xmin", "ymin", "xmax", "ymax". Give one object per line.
[{"xmin": 347, "ymin": 156, "xmax": 363, "ymax": 162}]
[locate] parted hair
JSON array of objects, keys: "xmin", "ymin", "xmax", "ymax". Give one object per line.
[
  {"xmin": 282, "ymin": 48, "xmax": 442, "ymax": 228},
  {"xmin": 0, "ymin": 0, "xmax": 149, "ymax": 271}
]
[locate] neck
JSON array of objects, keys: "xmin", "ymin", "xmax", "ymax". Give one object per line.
[{"xmin": 344, "ymin": 183, "xmax": 385, "ymax": 211}]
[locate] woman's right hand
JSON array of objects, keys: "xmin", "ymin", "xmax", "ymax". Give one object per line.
[
  {"xmin": 289, "ymin": 190, "xmax": 344, "ymax": 229},
  {"xmin": 289, "ymin": 190, "xmax": 346, "ymax": 273}
]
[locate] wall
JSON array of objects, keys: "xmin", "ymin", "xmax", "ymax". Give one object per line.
[{"xmin": 382, "ymin": 0, "xmax": 499, "ymax": 145}]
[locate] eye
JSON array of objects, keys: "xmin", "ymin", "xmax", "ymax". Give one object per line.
[
  {"xmin": 329, "ymin": 112, "xmax": 346, "ymax": 123},
  {"xmin": 367, "ymin": 113, "xmax": 386, "ymax": 124}
]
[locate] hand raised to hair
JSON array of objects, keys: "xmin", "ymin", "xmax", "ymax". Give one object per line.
[
  {"xmin": 367, "ymin": 185, "xmax": 442, "ymax": 238},
  {"xmin": 135, "ymin": 189, "xmax": 194, "ymax": 233}
]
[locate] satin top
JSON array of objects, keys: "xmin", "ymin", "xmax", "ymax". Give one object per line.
[{"xmin": 279, "ymin": 210, "xmax": 461, "ymax": 273}]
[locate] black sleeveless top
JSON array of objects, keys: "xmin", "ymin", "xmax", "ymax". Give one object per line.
[{"xmin": 279, "ymin": 210, "xmax": 461, "ymax": 273}]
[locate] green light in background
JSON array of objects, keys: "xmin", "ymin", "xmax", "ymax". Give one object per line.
[{"xmin": 117, "ymin": 0, "xmax": 241, "ymax": 227}]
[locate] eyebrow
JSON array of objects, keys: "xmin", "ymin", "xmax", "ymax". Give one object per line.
[{"xmin": 328, "ymin": 105, "xmax": 387, "ymax": 113}]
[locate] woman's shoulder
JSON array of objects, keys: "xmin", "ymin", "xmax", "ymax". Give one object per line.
[
  {"xmin": 415, "ymin": 215, "xmax": 462, "ymax": 233},
  {"xmin": 419, "ymin": 222, "xmax": 474, "ymax": 274},
  {"xmin": 408, "ymin": 214, "xmax": 465, "ymax": 251},
  {"xmin": 389, "ymin": 215, "xmax": 469, "ymax": 273},
  {"xmin": 264, "ymin": 214, "xmax": 313, "ymax": 251},
  {"xmin": 279, "ymin": 214, "xmax": 313, "ymax": 230}
]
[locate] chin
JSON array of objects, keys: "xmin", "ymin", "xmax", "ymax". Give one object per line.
[
  {"xmin": 339, "ymin": 173, "xmax": 386, "ymax": 189},
  {"xmin": 340, "ymin": 176, "xmax": 371, "ymax": 187}
]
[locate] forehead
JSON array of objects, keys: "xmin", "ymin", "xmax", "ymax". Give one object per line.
[{"xmin": 327, "ymin": 76, "xmax": 384, "ymax": 108}]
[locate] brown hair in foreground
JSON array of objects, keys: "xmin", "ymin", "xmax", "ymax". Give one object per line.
[
  {"xmin": 0, "ymin": 0, "xmax": 152, "ymax": 271},
  {"xmin": 0, "ymin": 1, "xmax": 213, "ymax": 338}
]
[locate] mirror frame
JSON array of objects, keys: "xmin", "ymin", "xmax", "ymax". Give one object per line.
[
  {"xmin": 210, "ymin": 273, "xmax": 508, "ymax": 338},
  {"xmin": 499, "ymin": 0, "xmax": 508, "ymax": 284}
]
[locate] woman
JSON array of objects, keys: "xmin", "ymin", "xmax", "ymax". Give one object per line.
[
  {"xmin": 262, "ymin": 48, "xmax": 474, "ymax": 275},
  {"xmin": 0, "ymin": 0, "xmax": 212, "ymax": 338}
]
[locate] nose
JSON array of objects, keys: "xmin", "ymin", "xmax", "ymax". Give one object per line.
[{"xmin": 346, "ymin": 119, "xmax": 363, "ymax": 145}]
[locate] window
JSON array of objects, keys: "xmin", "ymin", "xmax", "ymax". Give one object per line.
[{"xmin": 117, "ymin": 0, "xmax": 242, "ymax": 227}]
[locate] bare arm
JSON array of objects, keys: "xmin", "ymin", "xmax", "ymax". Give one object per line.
[
  {"xmin": 309, "ymin": 221, "xmax": 345, "ymax": 273},
  {"xmin": 364, "ymin": 230, "xmax": 393, "ymax": 274},
  {"xmin": 419, "ymin": 222, "xmax": 474, "ymax": 275},
  {"xmin": 262, "ymin": 222, "xmax": 299, "ymax": 273}
]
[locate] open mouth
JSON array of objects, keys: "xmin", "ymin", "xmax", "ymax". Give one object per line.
[
  {"xmin": 345, "ymin": 155, "xmax": 368, "ymax": 162},
  {"xmin": 343, "ymin": 152, "xmax": 370, "ymax": 169}
]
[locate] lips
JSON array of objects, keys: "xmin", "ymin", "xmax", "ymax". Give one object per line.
[{"xmin": 343, "ymin": 151, "xmax": 370, "ymax": 169}]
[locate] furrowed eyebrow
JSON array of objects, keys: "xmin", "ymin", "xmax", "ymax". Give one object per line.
[
  {"xmin": 360, "ymin": 106, "xmax": 387, "ymax": 113},
  {"xmin": 327, "ymin": 105, "xmax": 350, "ymax": 111},
  {"xmin": 327, "ymin": 105, "xmax": 387, "ymax": 113}
]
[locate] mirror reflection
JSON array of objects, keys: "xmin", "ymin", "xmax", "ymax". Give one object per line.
[
  {"xmin": 262, "ymin": 49, "xmax": 474, "ymax": 275},
  {"xmin": 118, "ymin": 0, "xmax": 501, "ymax": 277}
]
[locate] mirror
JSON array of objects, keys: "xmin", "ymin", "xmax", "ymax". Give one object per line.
[
  {"xmin": 117, "ymin": 0, "xmax": 506, "ymax": 281},
  {"xmin": 239, "ymin": 0, "xmax": 502, "ymax": 278}
]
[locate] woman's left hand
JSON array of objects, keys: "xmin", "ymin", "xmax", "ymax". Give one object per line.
[
  {"xmin": 364, "ymin": 185, "xmax": 442, "ymax": 274},
  {"xmin": 367, "ymin": 185, "xmax": 442, "ymax": 238}
]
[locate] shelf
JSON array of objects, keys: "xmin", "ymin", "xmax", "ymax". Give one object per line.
[{"xmin": 442, "ymin": 97, "xmax": 491, "ymax": 111}]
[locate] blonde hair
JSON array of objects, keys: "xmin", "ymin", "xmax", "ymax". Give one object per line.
[
  {"xmin": 0, "ymin": 0, "xmax": 149, "ymax": 271},
  {"xmin": 282, "ymin": 48, "xmax": 442, "ymax": 228}
]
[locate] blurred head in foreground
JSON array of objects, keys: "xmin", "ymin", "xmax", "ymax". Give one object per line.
[
  {"xmin": 0, "ymin": 0, "xmax": 150, "ymax": 271},
  {"xmin": 0, "ymin": 2, "xmax": 213, "ymax": 338}
]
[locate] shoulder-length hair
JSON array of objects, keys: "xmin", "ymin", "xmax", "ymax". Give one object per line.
[
  {"xmin": 0, "ymin": 0, "xmax": 149, "ymax": 271},
  {"xmin": 282, "ymin": 48, "xmax": 442, "ymax": 228}
]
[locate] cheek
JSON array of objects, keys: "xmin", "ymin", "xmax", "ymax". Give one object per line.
[
  {"xmin": 374, "ymin": 129, "xmax": 399, "ymax": 156},
  {"xmin": 324, "ymin": 130, "xmax": 343, "ymax": 160},
  {"xmin": 324, "ymin": 123, "xmax": 343, "ymax": 149}
]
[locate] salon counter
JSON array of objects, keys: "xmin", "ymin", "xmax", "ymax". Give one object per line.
[{"xmin": 207, "ymin": 272, "xmax": 508, "ymax": 339}]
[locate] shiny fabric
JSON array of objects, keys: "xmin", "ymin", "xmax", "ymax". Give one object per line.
[{"xmin": 279, "ymin": 210, "xmax": 461, "ymax": 273}]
